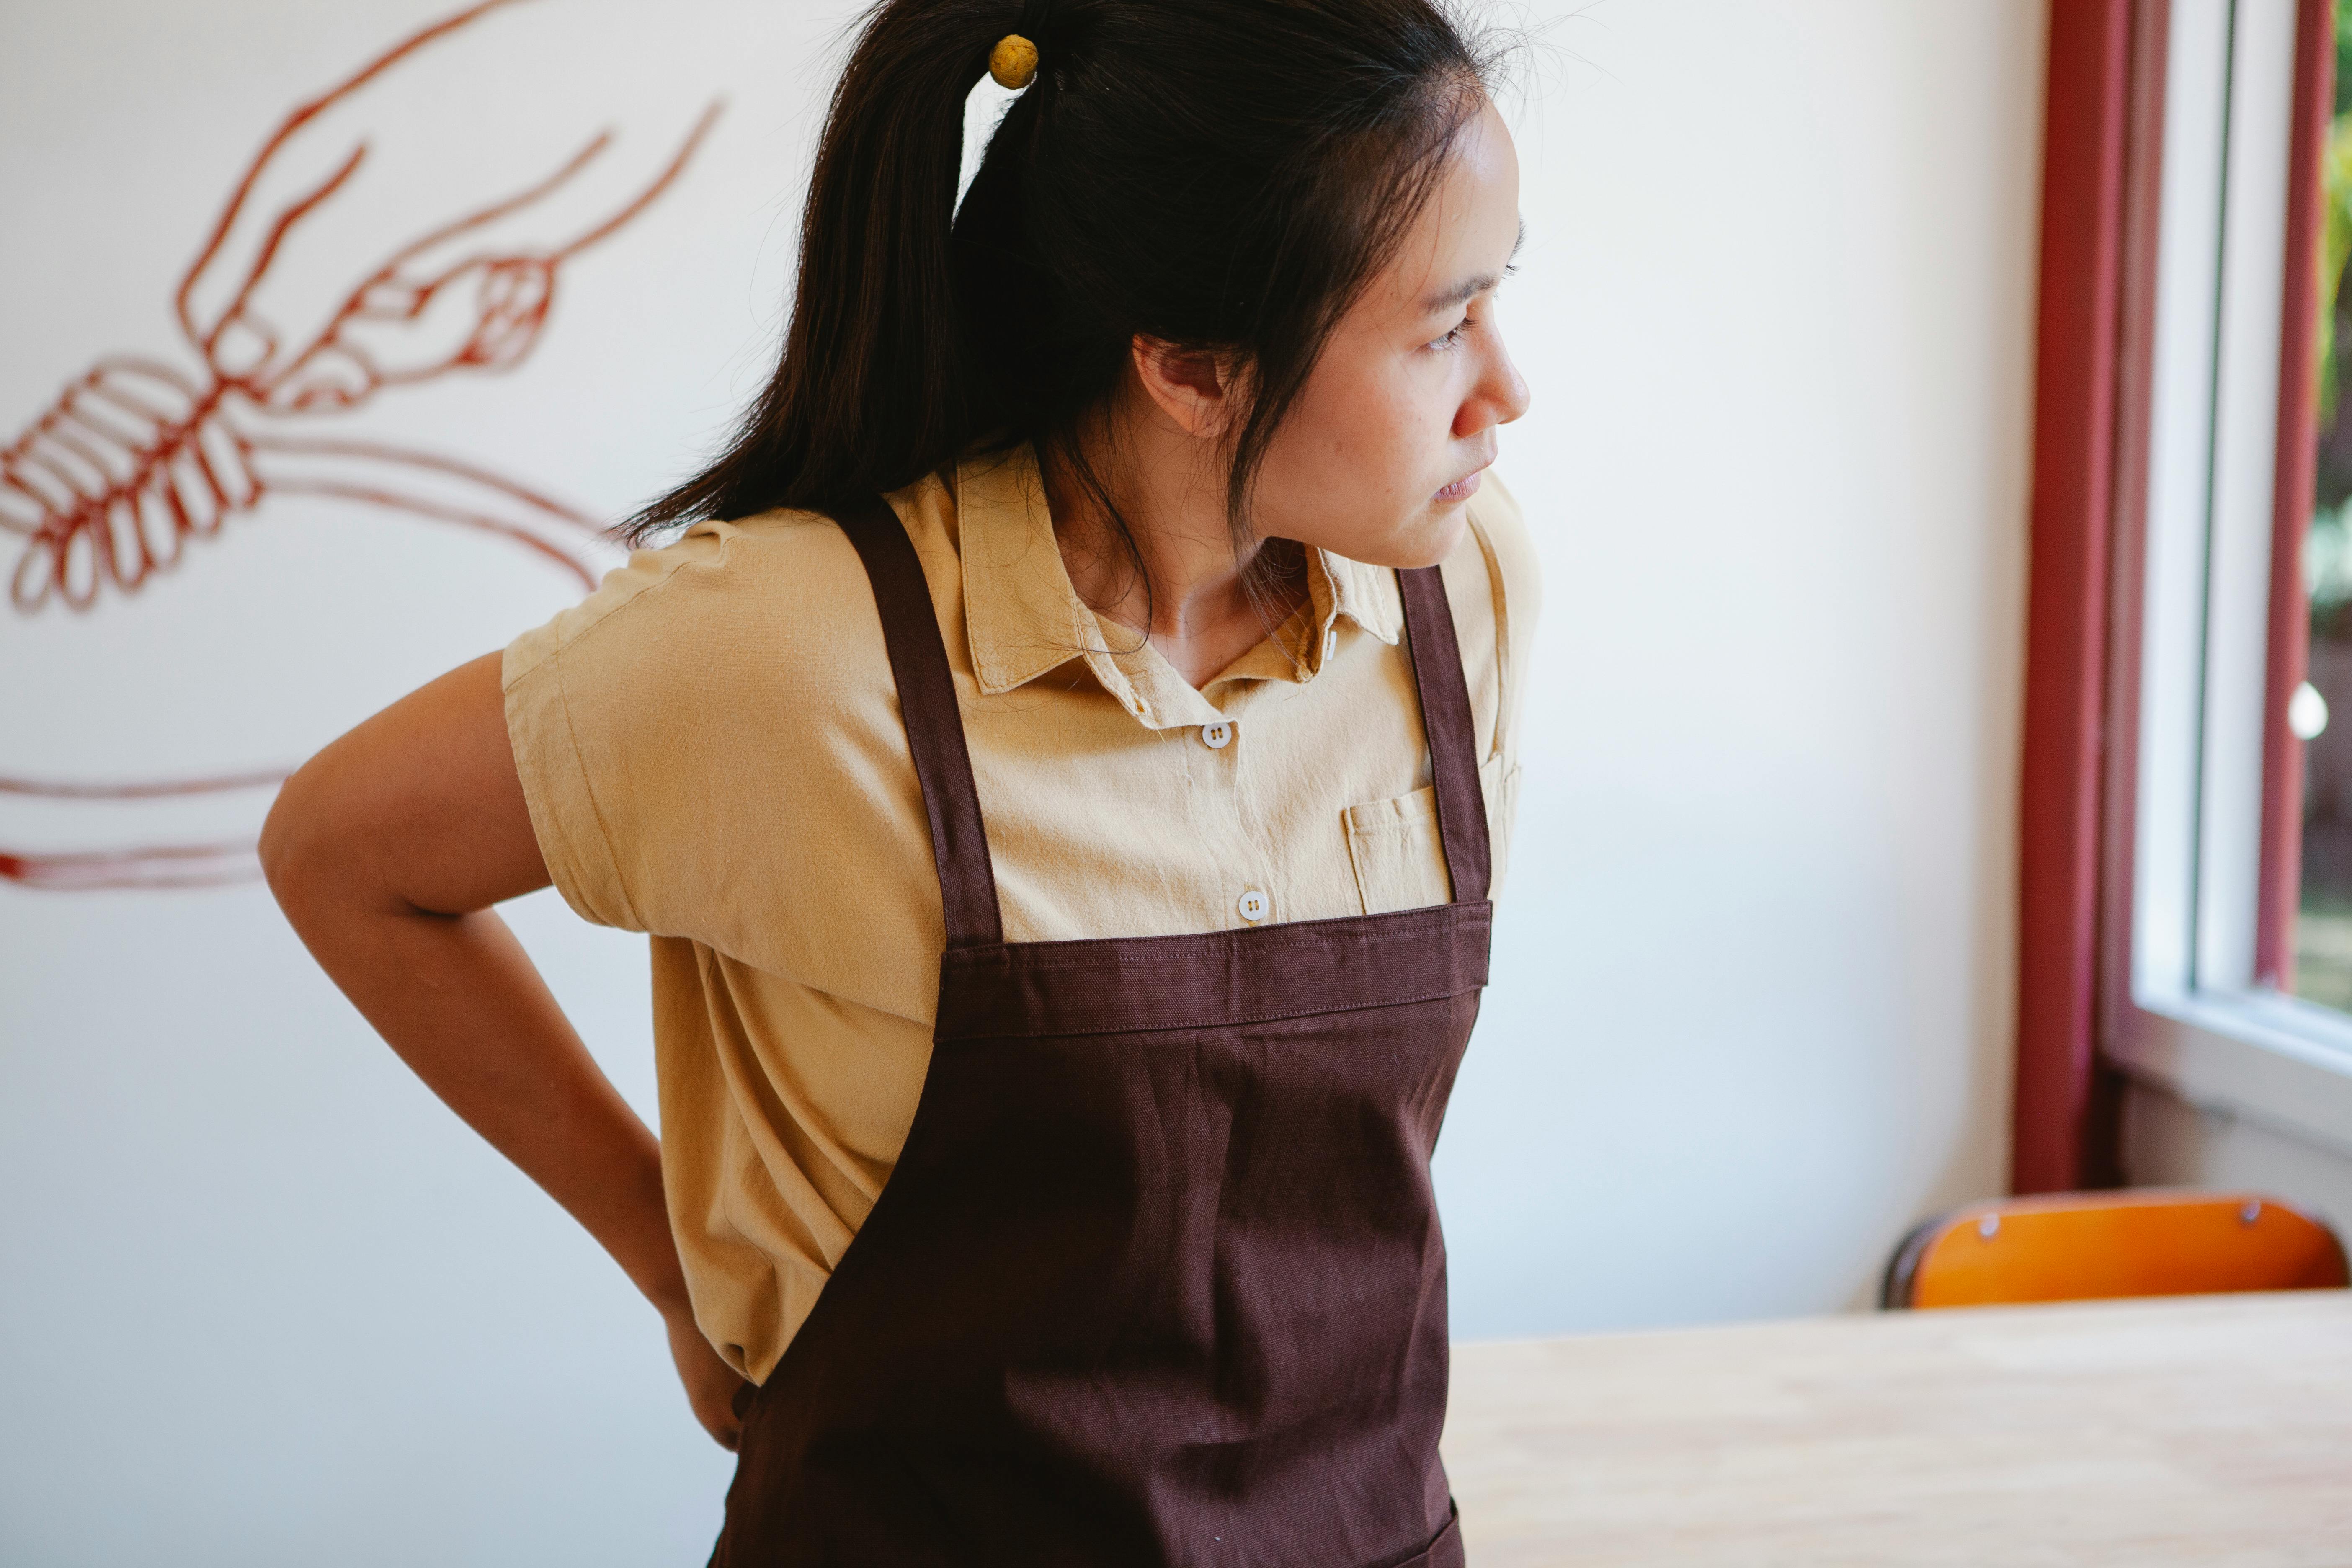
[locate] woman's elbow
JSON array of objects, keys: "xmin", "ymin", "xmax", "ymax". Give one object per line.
[{"xmin": 259, "ymin": 760, "xmax": 339, "ymax": 918}]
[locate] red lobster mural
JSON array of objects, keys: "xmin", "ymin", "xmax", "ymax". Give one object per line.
[{"xmin": 0, "ymin": 0, "xmax": 721, "ymax": 890}]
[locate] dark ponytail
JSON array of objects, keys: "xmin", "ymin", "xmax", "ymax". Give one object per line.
[{"xmin": 621, "ymin": 0, "xmax": 1499, "ymax": 559}]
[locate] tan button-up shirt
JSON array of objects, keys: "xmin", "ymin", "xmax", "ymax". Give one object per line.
[{"xmin": 503, "ymin": 446, "xmax": 1539, "ymax": 1379}]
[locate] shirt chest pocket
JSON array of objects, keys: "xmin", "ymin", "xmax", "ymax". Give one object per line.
[{"xmin": 1342, "ymin": 754, "xmax": 1519, "ymax": 915}]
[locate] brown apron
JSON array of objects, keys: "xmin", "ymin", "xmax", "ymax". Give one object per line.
[{"xmin": 710, "ymin": 496, "xmax": 1491, "ymax": 1568}]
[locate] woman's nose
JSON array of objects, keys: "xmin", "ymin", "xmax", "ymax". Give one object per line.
[{"xmin": 1459, "ymin": 337, "xmax": 1532, "ymax": 436}]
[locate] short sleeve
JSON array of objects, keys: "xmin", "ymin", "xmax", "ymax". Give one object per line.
[
  {"xmin": 501, "ymin": 526, "xmax": 743, "ymax": 933},
  {"xmin": 497, "ymin": 503, "xmax": 943, "ymax": 1003}
]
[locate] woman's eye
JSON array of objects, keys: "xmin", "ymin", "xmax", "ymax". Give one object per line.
[{"xmin": 1430, "ymin": 315, "xmax": 1473, "ymax": 351}]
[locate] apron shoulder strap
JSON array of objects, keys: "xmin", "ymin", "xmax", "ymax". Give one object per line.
[
  {"xmin": 833, "ymin": 495, "xmax": 1005, "ymax": 948},
  {"xmin": 836, "ymin": 494, "xmax": 1492, "ymax": 936},
  {"xmin": 1397, "ymin": 565, "xmax": 1493, "ymax": 905}
]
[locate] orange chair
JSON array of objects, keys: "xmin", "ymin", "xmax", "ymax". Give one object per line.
[{"xmin": 1881, "ymin": 1189, "xmax": 2349, "ymax": 1309}]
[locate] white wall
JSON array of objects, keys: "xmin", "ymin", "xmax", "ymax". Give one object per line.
[
  {"xmin": 0, "ymin": 2, "xmax": 2046, "ymax": 1563},
  {"xmin": 2123, "ymin": 1081, "xmax": 2352, "ymax": 1230},
  {"xmin": 1439, "ymin": 0, "xmax": 2044, "ymax": 1333}
]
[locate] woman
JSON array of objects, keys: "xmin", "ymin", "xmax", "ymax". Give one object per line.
[{"xmin": 264, "ymin": 0, "xmax": 1533, "ymax": 1561}]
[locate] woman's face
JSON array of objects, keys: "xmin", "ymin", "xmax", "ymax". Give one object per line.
[{"xmin": 1253, "ymin": 98, "xmax": 1530, "ymax": 568}]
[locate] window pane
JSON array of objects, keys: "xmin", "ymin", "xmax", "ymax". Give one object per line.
[{"xmin": 2293, "ymin": 1, "xmax": 2352, "ymax": 1009}]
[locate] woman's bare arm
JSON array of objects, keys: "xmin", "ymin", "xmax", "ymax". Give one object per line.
[{"xmin": 260, "ymin": 652, "xmax": 746, "ymax": 1448}]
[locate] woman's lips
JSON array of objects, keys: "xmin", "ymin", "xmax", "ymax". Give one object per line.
[{"xmin": 1434, "ymin": 467, "xmax": 1485, "ymax": 504}]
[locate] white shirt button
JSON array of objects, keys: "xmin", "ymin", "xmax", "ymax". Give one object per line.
[
  {"xmin": 1237, "ymin": 887, "xmax": 1269, "ymax": 923},
  {"xmin": 1201, "ymin": 721, "xmax": 1233, "ymax": 750},
  {"xmin": 1323, "ymin": 629, "xmax": 1337, "ymax": 663}
]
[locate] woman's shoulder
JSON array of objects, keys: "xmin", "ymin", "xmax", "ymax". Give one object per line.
[
  {"xmin": 1455, "ymin": 469, "xmax": 1540, "ymax": 633},
  {"xmin": 496, "ymin": 499, "xmax": 936, "ymax": 970},
  {"xmin": 503, "ymin": 507, "xmax": 877, "ymax": 693},
  {"xmin": 1436, "ymin": 470, "xmax": 1541, "ymax": 763},
  {"xmin": 1433, "ymin": 469, "xmax": 1542, "ymax": 672}
]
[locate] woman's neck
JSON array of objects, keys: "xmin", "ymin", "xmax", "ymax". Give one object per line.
[{"xmin": 1041, "ymin": 397, "xmax": 1308, "ymax": 690}]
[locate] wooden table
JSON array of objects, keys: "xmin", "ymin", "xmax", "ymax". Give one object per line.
[{"xmin": 1441, "ymin": 1292, "xmax": 2352, "ymax": 1566}]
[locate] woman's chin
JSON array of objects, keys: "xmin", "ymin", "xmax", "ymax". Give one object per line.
[{"xmin": 1345, "ymin": 505, "xmax": 1470, "ymax": 571}]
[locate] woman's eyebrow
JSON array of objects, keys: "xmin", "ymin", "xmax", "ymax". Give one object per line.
[{"xmin": 1419, "ymin": 220, "xmax": 1526, "ymax": 313}]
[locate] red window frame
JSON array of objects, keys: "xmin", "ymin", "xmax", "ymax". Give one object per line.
[{"xmin": 2014, "ymin": 0, "xmax": 2334, "ymax": 1192}]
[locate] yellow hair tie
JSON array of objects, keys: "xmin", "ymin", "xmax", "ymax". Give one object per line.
[{"xmin": 989, "ymin": 33, "xmax": 1039, "ymax": 90}]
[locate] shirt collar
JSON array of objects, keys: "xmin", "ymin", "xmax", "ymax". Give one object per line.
[
  {"xmin": 957, "ymin": 446, "xmax": 1403, "ymax": 730},
  {"xmin": 1316, "ymin": 546, "xmax": 1405, "ymax": 647}
]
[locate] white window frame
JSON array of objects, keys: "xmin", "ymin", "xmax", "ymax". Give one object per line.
[{"xmin": 2108, "ymin": 0, "xmax": 2352, "ymax": 1156}]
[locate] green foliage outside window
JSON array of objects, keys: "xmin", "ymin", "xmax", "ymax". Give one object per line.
[{"xmin": 2303, "ymin": 0, "xmax": 2352, "ymax": 617}]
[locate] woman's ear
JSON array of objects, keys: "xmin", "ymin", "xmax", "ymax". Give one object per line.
[{"xmin": 1129, "ymin": 335, "xmax": 1244, "ymax": 439}]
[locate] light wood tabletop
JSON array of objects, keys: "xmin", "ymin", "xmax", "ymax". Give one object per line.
[{"xmin": 1441, "ymin": 1291, "xmax": 2352, "ymax": 1566}]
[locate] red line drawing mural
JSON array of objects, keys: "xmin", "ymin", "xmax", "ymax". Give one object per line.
[{"xmin": 0, "ymin": 0, "xmax": 722, "ymax": 890}]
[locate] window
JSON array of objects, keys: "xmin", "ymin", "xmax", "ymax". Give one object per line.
[
  {"xmin": 2292, "ymin": 2, "xmax": 2352, "ymax": 1006},
  {"xmin": 2104, "ymin": 0, "xmax": 2352, "ymax": 1152}
]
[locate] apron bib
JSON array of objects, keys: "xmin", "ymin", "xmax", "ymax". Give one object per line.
[{"xmin": 711, "ymin": 496, "xmax": 1493, "ymax": 1568}]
